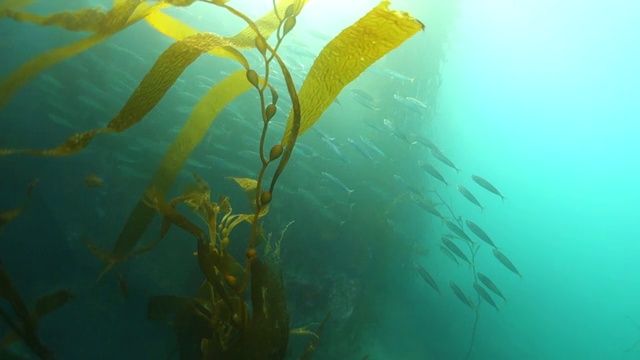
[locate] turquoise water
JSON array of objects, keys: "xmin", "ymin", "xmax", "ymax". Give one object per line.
[{"xmin": 1, "ymin": 0, "xmax": 639, "ymax": 359}]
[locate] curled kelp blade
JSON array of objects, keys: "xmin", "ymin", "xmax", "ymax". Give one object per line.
[{"xmin": 281, "ymin": 1, "xmax": 424, "ymax": 143}]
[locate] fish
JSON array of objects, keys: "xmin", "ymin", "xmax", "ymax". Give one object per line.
[
  {"xmin": 413, "ymin": 135, "xmax": 440, "ymax": 152},
  {"xmin": 439, "ymin": 245, "xmax": 459, "ymax": 266},
  {"xmin": 85, "ymin": 174, "xmax": 104, "ymax": 188},
  {"xmin": 350, "ymin": 88, "xmax": 376, "ymax": 103},
  {"xmin": 393, "ymin": 174, "xmax": 421, "ymax": 196},
  {"xmin": 472, "ymin": 175, "xmax": 506, "ymax": 201},
  {"xmin": 449, "ymin": 282, "xmax": 475, "ymax": 310},
  {"xmin": 393, "ymin": 94, "xmax": 428, "ymax": 114},
  {"xmin": 410, "ymin": 194, "xmax": 443, "ymax": 219},
  {"xmin": 444, "ymin": 220, "xmax": 472, "ymax": 243},
  {"xmin": 430, "ymin": 148, "xmax": 460, "ymax": 173},
  {"xmin": 321, "ymin": 171, "xmax": 354, "ymax": 196},
  {"xmin": 359, "ymin": 135, "xmax": 386, "ymax": 157},
  {"xmin": 418, "ymin": 161, "xmax": 448, "ymax": 186},
  {"xmin": 414, "ymin": 263, "xmax": 440, "ymax": 294},
  {"xmin": 492, "ymin": 248, "xmax": 521, "ymax": 278},
  {"xmin": 457, "ymin": 185, "xmax": 483, "ymax": 211},
  {"xmin": 473, "ymin": 282, "xmax": 499, "ymax": 311},
  {"xmin": 384, "ymin": 68, "xmax": 414, "ymax": 82},
  {"xmin": 321, "ymin": 137, "xmax": 347, "ymax": 162},
  {"xmin": 477, "ymin": 273, "xmax": 507, "ymax": 303},
  {"xmin": 441, "ymin": 237, "xmax": 471, "ymax": 265},
  {"xmin": 347, "ymin": 137, "xmax": 374, "ymax": 160},
  {"xmin": 465, "ymin": 220, "xmax": 496, "ymax": 247}
]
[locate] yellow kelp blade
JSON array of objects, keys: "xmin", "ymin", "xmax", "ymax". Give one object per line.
[
  {"xmin": 225, "ymin": 0, "xmax": 309, "ymax": 48},
  {"xmin": 144, "ymin": 10, "xmax": 249, "ymax": 69},
  {"xmin": 104, "ymin": 70, "xmax": 253, "ymax": 272},
  {"xmin": 0, "ymin": 33, "xmax": 233, "ymax": 156},
  {"xmin": 145, "ymin": 0, "xmax": 310, "ymax": 61},
  {"xmin": 281, "ymin": 1, "xmax": 423, "ymax": 143},
  {"xmin": 0, "ymin": 1, "xmax": 169, "ymax": 109}
]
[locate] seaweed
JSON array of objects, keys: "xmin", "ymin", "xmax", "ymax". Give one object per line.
[{"xmin": 0, "ymin": 0, "xmax": 423, "ymax": 357}]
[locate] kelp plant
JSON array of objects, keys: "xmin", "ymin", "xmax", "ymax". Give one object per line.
[{"xmin": 0, "ymin": 0, "xmax": 423, "ymax": 358}]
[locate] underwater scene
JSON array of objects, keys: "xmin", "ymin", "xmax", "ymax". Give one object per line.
[{"xmin": 1, "ymin": 0, "xmax": 639, "ymax": 359}]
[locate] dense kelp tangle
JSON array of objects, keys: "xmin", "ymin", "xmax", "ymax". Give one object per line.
[{"xmin": 0, "ymin": 0, "xmax": 423, "ymax": 358}]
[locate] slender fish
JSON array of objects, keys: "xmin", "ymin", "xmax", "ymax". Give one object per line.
[
  {"xmin": 492, "ymin": 248, "xmax": 521, "ymax": 278},
  {"xmin": 472, "ymin": 175, "xmax": 505, "ymax": 201},
  {"xmin": 321, "ymin": 171, "xmax": 354, "ymax": 196},
  {"xmin": 430, "ymin": 148, "xmax": 460, "ymax": 173},
  {"xmin": 444, "ymin": 220, "xmax": 472, "ymax": 243},
  {"xmin": 465, "ymin": 220, "xmax": 496, "ymax": 248},
  {"xmin": 477, "ymin": 272, "xmax": 507, "ymax": 303},
  {"xmin": 418, "ymin": 161, "xmax": 448, "ymax": 186},
  {"xmin": 473, "ymin": 282, "xmax": 499, "ymax": 311},
  {"xmin": 442, "ymin": 237, "xmax": 471, "ymax": 265},
  {"xmin": 450, "ymin": 282, "xmax": 475, "ymax": 310},
  {"xmin": 457, "ymin": 184, "xmax": 484, "ymax": 211},
  {"xmin": 414, "ymin": 263, "xmax": 441, "ymax": 295}
]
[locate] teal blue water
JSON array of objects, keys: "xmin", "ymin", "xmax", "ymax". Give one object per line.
[{"xmin": 431, "ymin": 0, "xmax": 640, "ymax": 358}]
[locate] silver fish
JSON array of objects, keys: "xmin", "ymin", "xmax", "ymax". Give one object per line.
[
  {"xmin": 450, "ymin": 282, "xmax": 475, "ymax": 310},
  {"xmin": 410, "ymin": 194, "xmax": 443, "ymax": 219},
  {"xmin": 415, "ymin": 263, "xmax": 440, "ymax": 294},
  {"xmin": 457, "ymin": 185, "xmax": 484, "ymax": 211},
  {"xmin": 430, "ymin": 148, "xmax": 460, "ymax": 173},
  {"xmin": 413, "ymin": 135, "xmax": 440, "ymax": 152},
  {"xmin": 359, "ymin": 135, "xmax": 386, "ymax": 158},
  {"xmin": 442, "ymin": 237, "xmax": 470, "ymax": 265},
  {"xmin": 321, "ymin": 171, "xmax": 354, "ymax": 196},
  {"xmin": 321, "ymin": 137, "xmax": 347, "ymax": 163},
  {"xmin": 472, "ymin": 175, "xmax": 506, "ymax": 201},
  {"xmin": 477, "ymin": 273, "xmax": 507, "ymax": 303},
  {"xmin": 418, "ymin": 161, "xmax": 448, "ymax": 186},
  {"xmin": 439, "ymin": 245, "xmax": 459, "ymax": 266},
  {"xmin": 465, "ymin": 220, "xmax": 496, "ymax": 248},
  {"xmin": 444, "ymin": 220, "xmax": 472, "ymax": 243},
  {"xmin": 473, "ymin": 282, "xmax": 499, "ymax": 311},
  {"xmin": 347, "ymin": 137, "xmax": 374, "ymax": 160},
  {"xmin": 492, "ymin": 248, "xmax": 521, "ymax": 278}
]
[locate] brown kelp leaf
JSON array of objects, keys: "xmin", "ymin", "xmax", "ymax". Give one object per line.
[{"xmin": 281, "ymin": 1, "xmax": 423, "ymax": 143}]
